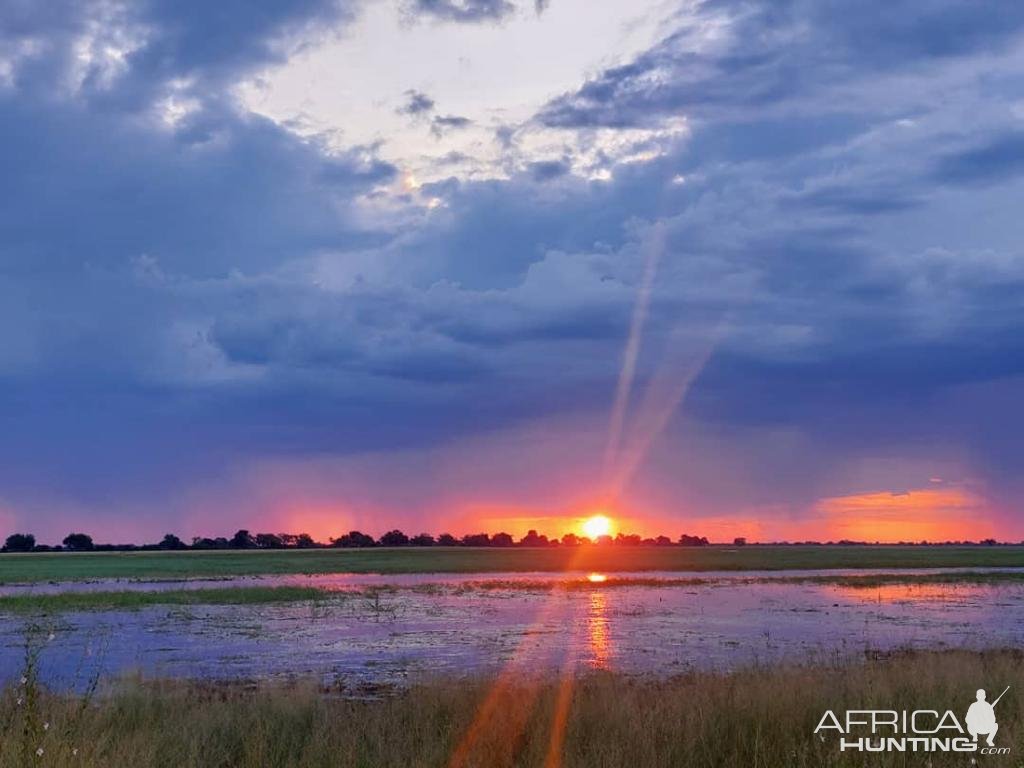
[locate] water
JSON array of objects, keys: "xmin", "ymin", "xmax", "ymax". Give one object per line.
[{"xmin": 2, "ymin": 570, "xmax": 1023, "ymax": 691}]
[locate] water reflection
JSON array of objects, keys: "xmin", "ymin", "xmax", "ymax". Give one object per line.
[
  {"xmin": 6, "ymin": 572, "xmax": 1024, "ymax": 690},
  {"xmin": 829, "ymin": 582, "xmax": 996, "ymax": 603},
  {"xmin": 587, "ymin": 590, "xmax": 611, "ymax": 668}
]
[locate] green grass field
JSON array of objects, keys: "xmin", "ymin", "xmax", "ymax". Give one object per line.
[
  {"xmin": 4, "ymin": 649, "xmax": 1021, "ymax": 767},
  {"xmin": 1, "ymin": 545, "xmax": 1022, "ymax": 584}
]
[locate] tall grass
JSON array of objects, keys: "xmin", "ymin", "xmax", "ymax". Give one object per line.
[{"xmin": 2, "ymin": 649, "xmax": 1021, "ymax": 767}]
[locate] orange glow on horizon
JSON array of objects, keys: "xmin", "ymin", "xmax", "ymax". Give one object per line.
[
  {"xmin": 816, "ymin": 486, "xmax": 994, "ymax": 542},
  {"xmin": 240, "ymin": 482, "xmax": 1006, "ymax": 548}
]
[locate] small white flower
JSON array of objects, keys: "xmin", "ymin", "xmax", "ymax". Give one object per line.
[
  {"xmin": 36, "ymin": 747, "xmax": 44, "ymax": 756},
  {"xmin": 47, "ymin": 632, "xmax": 55, "ymax": 641},
  {"xmin": 72, "ymin": 748, "xmax": 79, "ymax": 756},
  {"xmin": 16, "ymin": 697, "xmax": 23, "ymax": 706},
  {"xmin": 43, "ymin": 722, "xmax": 49, "ymax": 730},
  {"xmin": 20, "ymin": 676, "xmax": 27, "ymax": 685}
]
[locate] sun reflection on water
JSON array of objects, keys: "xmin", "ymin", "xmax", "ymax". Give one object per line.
[{"xmin": 587, "ymin": 590, "xmax": 611, "ymax": 668}]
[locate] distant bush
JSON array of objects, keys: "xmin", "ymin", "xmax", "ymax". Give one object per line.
[
  {"xmin": 62, "ymin": 533, "xmax": 94, "ymax": 552},
  {"xmin": 254, "ymin": 533, "xmax": 284, "ymax": 549},
  {"xmin": 157, "ymin": 534, "xmax": 187, "ymax": 550},
  {"xmin": 678, "ymin": 534, "xmax": 709, "ymax": 547},
  {"xmin": 230, "ymin": 530, "xmax": 255, "ymax": 549},
  {"xmin": 519, "ymin": 530, "xmax": 549, "ymax": 547},
  {"xmin": 2, "ymin": 533, "xmax": 35, "ymax": 553},
  {"xmin": 191, "ymin": 537, "xmax": 230, "ymax": 550},
  {"xmin": 332, "ymin": 531, "xmax": 376, "ymax": 548},
  {"xmin": 379, "ymin": 530, "xmax": 410, "ymax": 547}
]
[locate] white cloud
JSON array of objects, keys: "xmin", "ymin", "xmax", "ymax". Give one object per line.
[{"xmin": 237, "ymin": 0, "xmax": 680, "ymax": 181}]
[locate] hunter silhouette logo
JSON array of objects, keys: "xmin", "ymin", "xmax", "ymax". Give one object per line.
[
  {"xmin": 815, "ymin": 685, "xmax": 1011, "ymax": 755},
  {"xmin": 966, "ymin": 687, "xmax": 1008, "ymax": 747}
]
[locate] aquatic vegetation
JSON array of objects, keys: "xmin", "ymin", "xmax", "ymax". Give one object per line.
[{"xmin": 0, "ymin": 586, "xmax": 335, "ymax": 614}]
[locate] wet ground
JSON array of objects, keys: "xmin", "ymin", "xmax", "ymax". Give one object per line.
[{"xmin": 3, "ymin": 569, "xmax": 1023, "ymax": 691}]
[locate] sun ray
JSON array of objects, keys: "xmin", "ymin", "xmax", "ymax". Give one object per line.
[{"xmin": 603, "ymin": 222, "xmax": 667, "ymax": 479}]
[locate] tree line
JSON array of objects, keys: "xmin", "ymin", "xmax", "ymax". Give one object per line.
[
  {"xmin": 0, "ymin": 529, "xmax": 1013, "ymax": 553},
  {"xmin": 1, "ymin": 529, "xmax": 720, "ymax": 552}
]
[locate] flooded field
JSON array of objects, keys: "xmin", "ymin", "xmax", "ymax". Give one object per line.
[{"xmin": 3, "ymin": 569, "xmax": 1023, "ymax": 691}]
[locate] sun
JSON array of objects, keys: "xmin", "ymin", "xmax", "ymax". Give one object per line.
[{"xmin": 581, "ymin": 514, "xmax": 613, "ymax": 540}]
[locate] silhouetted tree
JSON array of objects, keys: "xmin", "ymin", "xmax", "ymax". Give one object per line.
[
  {"xmin": 733, "ymin": 537, "xmax": 747, "ymax": 546},
  {"xmin": 491, "ymin": 532, "xmax": 514, "ymax": 547},
  {"xmin": 678, "ymin": 534, "xmax": 709, "ymax": 547},
  {"xmin": 615, "ymin": 533, "xmax": 641, "ymax": 546},
  {"xmin": 230, "ymin": 529, "xmax": 255, "ymax": 548},
  {"xmin": 62, "ymin": 533, "xmax": 94, "ymax": 552},
  {"xmin": 255, "ymin": 533, "xmax": 284, "ymax": 549},
  {"xmin": 332, "ymin": 530, "xmax": 376, "ymax": 548},
  {"xmin": 191, "ymin": 536, "xmax": 230, "ymax": 549},
  {"xmin": 461, "ymin": 533, "xmax": 490, "ymax": 547},
  {"xmin": 437, "ymin": 533, "xmax": 458, "ymax": 546},
  {"xmin": 519, "ymin": 530, "xmax": 548, "ymax": 547},
  {"xmin": 295, "ymin": 533, "xmax": 316, "ymax": 548},
  {"xmin": 2, "ymin": 533, "xmax": 35, "ymax": 552},
  {"xmin": 379, "ymin": 529, "xmax": 410, "ymax": 546},
  {"xmin": 157, "ymin": 533, "xmax": 186, "ymax": 550},
  {"xmin": 410, "ymin": 533, "xmax": 435, "ymax": 546},
  {"xmin": 561, "ymin": 533, "xmax": 582, "ymax": 546},
  {"xmin": 655, "ymin": 535, "xmax": 672, "ymax": 546}
]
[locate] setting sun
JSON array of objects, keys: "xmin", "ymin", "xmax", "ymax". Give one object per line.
[{"xmin": 582, "ymin": 514, "xmax": 613, "ymax": 540}]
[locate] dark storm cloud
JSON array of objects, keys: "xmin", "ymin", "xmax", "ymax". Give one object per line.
[{"xmin": 0, "ymin": 95, "xmax": 395, "ymax": 277}]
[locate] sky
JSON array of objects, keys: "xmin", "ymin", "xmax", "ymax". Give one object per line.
[{"xmin": 2, "ymin": 0, "xmax": 1023, "ymax": 544}]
